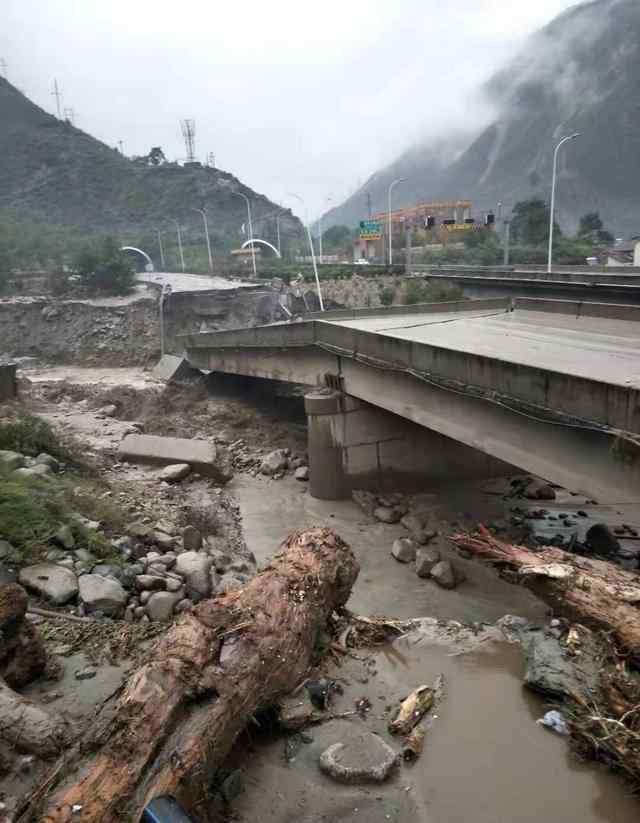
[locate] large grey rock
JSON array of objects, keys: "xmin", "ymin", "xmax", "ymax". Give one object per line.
[
  {"xmin": 14, "ymin": 464, "xmax": 52, "ymax": 479},
  {"xmin": 319, "ymin": 733, "xmax": 399, "ymax": 784},
  {"xmin": 146, "ymin": 591, "xmax": 181, "ymax": 621},
  {"xmin": 294, "ymin": 466, "xmax": 309, "ymax": 482},
  {"xmin": 135, "ymin": 574, "xmax": 167, "ymax": 592},
  {"xmin": 174, "ymin": 551, "xmax": 213, "ymax": 598},
  {"xmin": 151, "ymin": 530, "xmax": 176, "ymax": 550},
  {"xmin": 0, "ymin": 450, "xmax": 25, "ymax": 470},
  {"xmin": 430, "ymin": 560, "xmax": 457, "ymax": 590},
  {"xmin": 0, "ymin": 540, "xmax": 14, "ymax": 560},
  {"xmin": 391, "ymin": 538, "xmax": 417, "ymax": 564},
  {"xmin": 92, "ymin": 563, "xmax": 122, "ymax": 580},
  {"xmin": 19, "ymin": 564, "xmax": 78, "ymax": 605},
  {"xmin": 52, "ymin": 524, "xmax": 75, "ymax": 550},
  {"xmin": 374, "ymin": 506, "xmax": 402, "ymax": 524},
  {"xmin": 182, "ymin": 526, "xmax": 203, "ymax": 552},
  {"xmin": 158, "ymin": 463, "xmax": 191, "ymax": 483},
  {"xmin": 514, "ymin": 626, "xmax": 599, "ymax": 699},
  {"xmin": 35, "ymin": 453, "xmax": 60, "ymax": 473},
  {"xmin": 524, "ymin": 479, "xmax": 556, "ymax": 500},
  {"xmin": 209, "ymin": 549, "xmax": 232, "ymax": 572},
  {"xmin": 78, "ymin": 574, "xmax": 127, "ymax": 616},
  {"xmin": 260, "ymin": 449, "xmax": 289, "ymax": 476},
  {"xmin": 415, "ymin": 547, "xmax": 441, "ymax": 578},
  {"xmin": 586, "ymin": 523, "xmax": 620, "ymax": 556}
]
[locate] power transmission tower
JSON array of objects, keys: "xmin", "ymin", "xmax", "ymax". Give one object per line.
[
  {"xmin": 0, "ymin": 59, "xmax": 7, "ymax": 79},
  {"xmin": 180, "ymin": 119, "xmax": 196, "ymax": 163},
  {"xmin": 52, "ymin": 79, "xmax": 62, "ymax": 118},
  {"xmin": 63, "ymin": 107, "xmax": 75, "ymax": 125}
]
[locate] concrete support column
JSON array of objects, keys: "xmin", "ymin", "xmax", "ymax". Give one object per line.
[
  {"xmin": 305, "ymin": 390, "xmax": 349, "ymax": 501},
  {"xmin": 305, "ymin": 388, "xmax": 514, "ymax": 501}
]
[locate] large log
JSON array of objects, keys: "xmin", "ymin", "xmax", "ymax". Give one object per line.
[
  {"xmin": 27, "ymin": 528, "xmax": 359, "ymax": 823},
  {"xmin": 452, "ymin": 525, "xmax": 640, "ymax": 654}
]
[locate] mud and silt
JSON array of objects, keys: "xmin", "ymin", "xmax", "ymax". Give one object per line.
[{"xmin": 8, "ymin": 366, "xmax": 640, "ymax": 821}]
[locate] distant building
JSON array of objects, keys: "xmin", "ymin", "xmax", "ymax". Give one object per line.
[
  {"xmin": 604, "ymin": 239, "xmax": 640, "ymax": 267},
  {"xmin": 353, "ymin": 199, "xmax": 491, "ymax": 261}
]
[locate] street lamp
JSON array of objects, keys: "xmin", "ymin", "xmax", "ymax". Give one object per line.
[
  {"xmin": 289, "ymin": 192, "xmax": 324, "ymax": 312},
  {"xmin": 172, "ymin": 220, "xmax": 185, "ymax": 272},
  {"xmin": 193, "ymin": 208, "xmax": 213, "ymax": 273},
  {"xmin": 318, "ymin": 196, "xmax": 332, "ymax": 264},
  {"xmin": 548, "ymin": 133, "xmax": 581, "ymax": 273},
  {"xmin": 153, "ymin": 227, "xmax": 165, "ymax": 271},
  {"xmin": 232, "ymin": 191, "xmax": 257, "ymax": 278},
  {"xmin": 388, "ymin": 178, "xmax": 406, "ymax": 266}
]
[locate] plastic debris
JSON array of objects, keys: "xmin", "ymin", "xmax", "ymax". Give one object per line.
[{"xmin": 537, "ymin": 710, "xmax": 570, "ymax": 736}]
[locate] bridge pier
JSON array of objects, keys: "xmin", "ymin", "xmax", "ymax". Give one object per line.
[{"xmin": 305, "ymin": 389, "xmax": 513, "ymax": 501}]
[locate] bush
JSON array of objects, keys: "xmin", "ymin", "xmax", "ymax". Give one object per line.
[
  {"xmin": 0, "ymin": 407, "xmax": 92, "ymax": 471},
  {"xmin": 71, "ymin": 236, "xmax": 135, "ymax": 295},
  {"xmin": 403, "ymin": 280, "xmax": 464, "ymax": 305},
  {"xmin": 379, "ymin": 286, "xmax": 395, "ymax": 306}
]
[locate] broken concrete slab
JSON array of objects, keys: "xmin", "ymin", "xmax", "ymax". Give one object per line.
[
  {"xmin": 152, "ymin": 355, "xmax": 201, "ymax": 385},
  {"xmin": 119, "ymin": 434, "xmax": 231, "ymax": 483}
]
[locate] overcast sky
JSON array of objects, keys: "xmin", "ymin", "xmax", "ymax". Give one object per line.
[{"xmin": 3, "ymin": 0, "xmax": 579, "ymax": 218}]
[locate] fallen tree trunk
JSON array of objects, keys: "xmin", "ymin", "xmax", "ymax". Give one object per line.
[
  {"xmin": 0, "ymin": 679, "xmax": 67, "ymax": 757},
  {"xmin": 25, "ymin": 528, "xmax": 359, "ymax": 823},
  {"xmin": 451, "ymin": 525, "xmax": 640, "ymax": 654}
]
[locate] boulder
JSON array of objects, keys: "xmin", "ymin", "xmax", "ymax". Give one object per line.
[
  {"xmin": 182, "ymin": 526, "xmax": 203, "ymax": 552},
  {"xmin": 92, "ymin": 563, "xmax": 122, "ymax": 580},
  {"xmin": 18, "ymin": 564, "xmax": 78, "ymax": 605},
  {"xmin": 174, "ymin": 551, "xmax": 213, "ymax": 598},
  {"xmin": 0, "ymin": 450, "xmax": 25, "ymax": 471},
  {"xmin": 391, "ymin": 538, "xmax": 417, "ymax": 564},
  {"xmin": 415, "ymin": 547, "xmax": 441, "ymax": 578},
  {"xmin": 135, "ymin": 575, "xmax": 167, "ymax": 592},
  {"xmin": 99, "ymin": 404, "xmax": 118, "ymax": 418},
  {"xmin": 146, "ymin": 591, "xmax": 180, "ymax": 622},
  {"xmin": 35, "ymin": 453, "xmax": 60, "ymax": 473},
  {"xmin": 430, "ymin": 560, "xmax": 457, "ymax": 590},
  {"xmin": 52, "ymin": 524, "xmax": 75, "ymax": 550},
  {"xmin": 374, "ymin": 506, "xmax": 402, "ymax": 524},
  {"xmin": 127, "ymin": 522, "xmax": 153, "ymax": 541},
  {"xmin": 208, "ymin": 549, "xmax": 232, "ymax": 572},
  {"xmin": 0, "ymin": 540, "xmax": 15, "ymax": 560},
  {"xmin": 524, "ymin": 479, "xmax": 556, "ymax": 501},
  {"xmin": 151, "ymin": 530, "xmax": 175, "ymax": 550},
  {"xmin": 158, "ymin": 463, "xmax": 191, "ymax": 483},
  {"xmin": 78, "ymin": 574, "xmax": 127, "ymax": 617},
  {"xmin": 294, "ymin": 466, "xmax": 309, "ymax": 482},
  {"xmin": 585, "ymin": 523, "xmax": 620, "ymax": 556},
  {"xmin": 14, "ymin": 464, "xmax": 52, "ymax": 479},
  {"xmin": 216, "ymin": 574, "xmax": 245, "ymax": 594},
  {"xmin": 319, "ymin": 733, "xmax": 399, "ymax": 784},
  {"xmin": 260, "ymin": 449, "xmax": 289, "ymax": 476}
]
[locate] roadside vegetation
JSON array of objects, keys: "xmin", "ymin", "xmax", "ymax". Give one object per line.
[{"xmin": 0, "ymin": 406, "xmax": 126, "ymax": 563}]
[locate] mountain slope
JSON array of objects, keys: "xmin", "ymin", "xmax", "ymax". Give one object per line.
[
  {"xmin": 0, "ymin": 77, "xmax": 301, "ymax": 242},
  {"xmin": 326, "ymin": 0, "xmax": 640, "ymax": 236}
]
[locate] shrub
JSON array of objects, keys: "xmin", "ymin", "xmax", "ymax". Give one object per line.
[
  {"xmin": 71, "ymin": 236, "xmax": 135, "ymax": 295},
  {"xmin": 379, "ymin": 286, "xmax": 395, "ymax": 306}
]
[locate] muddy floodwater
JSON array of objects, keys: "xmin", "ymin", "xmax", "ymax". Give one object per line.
[
  {"xmin": 230, "ymin": 638, "xmax": 638, "ymax": 823},
  {"xmin": 232, "ymin": 475, "xmax": 638, "ymax": 823}
]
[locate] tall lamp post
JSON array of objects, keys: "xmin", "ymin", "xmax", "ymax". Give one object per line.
[
  {"xmin": 232, "ymin": 191, "xmax": 257, "ymax": 278},
  {"xmin": 548, "ymin": 133, "xmax": 581, "ymax": 273},
  {"xmin": 154, "ymin": 227, "xmax": 166, "ymax": 271},
  {"xmin": 318, "ymin": 196, "xmax": 332, "ymax": 264},
  {"xmin": 387, "ymin": 177, "xmax": 406, "ymax": 266},
  {"xmin": 193, "ymin": 208, "xmax": 213, "ymax": 273},
  {"xmin": 172, "ymin": 220, "xmax": 185, "ymax": 272},
  {"xmin": 289, "ymin": 192, "xmax": 324, "ymax": 312}
]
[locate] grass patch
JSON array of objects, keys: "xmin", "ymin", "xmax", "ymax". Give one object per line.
[{"xmin": 0, "ymin": 404, "xmax": 93, "ymax": 472}]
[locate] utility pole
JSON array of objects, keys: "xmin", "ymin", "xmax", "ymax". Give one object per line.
[
  {"xmin": 276, "ymin": 214, "xmax": 282, "ymax": 257},
  {"xmin": 232, "ymin": 192, "xmax": 257, "ymax": 278},
  {"xmin": 548, "ymin": 133, "xmax": 581, "ymax": 273},
  {"xmin": 173, "ymin": 220, "xmax": 185, "ymax": 272},
  {"xmin": 193, "ymin": 208, "xmax": 214, "ymax": 273},
  {"xmin": 118, "ymin": 140, "xmax": 124, "ymax": 155},
  {"xmin": 0, "ymin": 59, "xmax": 7, "ymax": 79},
  {"xmin": 367, "ymin": 192, "xmax": 372, "ymax": 218},
  {"xmin": 154, "ymin": 228, "xmax": 166, "ymax": 270},
  {"xmin": 52, "ymin": 79, "xmax": 62, "ymax": 118},
  {"xmin": 503, "ymin": 220, "xmax": 511, "ymax": 266},
  {"xmin": 387, "ymin": 178, "xmax": 406, "ymax": 266}
]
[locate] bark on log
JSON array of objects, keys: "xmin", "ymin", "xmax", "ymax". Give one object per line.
[
  {"xmin": 452, "ymin": 526, "xmax": 640, "ymax": 653},
  {"xmin": 28, "ymin": 528, "xmax": 359, "ymax": 823},
  {"xmin": 0, "ymin": 679, "xmax": 67, "ymax": 757}
]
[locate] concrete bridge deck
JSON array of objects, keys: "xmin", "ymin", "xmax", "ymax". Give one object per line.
[{"xmin": 184, "ymin": 298, "xmax": 640, "ymax": 502}]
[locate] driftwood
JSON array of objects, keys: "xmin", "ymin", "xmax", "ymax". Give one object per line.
[
  {"xmin": 25, "ymin": 528, "xmax": 359, "ymax": 823},
  {"xmin": 451, "ymin": 526, "xmax": 640, "ymax": 655}
]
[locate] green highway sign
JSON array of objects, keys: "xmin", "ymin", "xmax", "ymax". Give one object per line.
[{"xmin": 359, "ymin": 220, "xmax": 382, "ymax": 240}]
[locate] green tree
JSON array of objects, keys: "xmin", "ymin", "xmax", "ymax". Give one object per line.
[
  {"xmin": 71, "ymin": 237, "xmax": 135, "ymax": 295},
  {"xmin": 147, "ymin": 147, "xmax": 167, "ymax": 166},
  {"xmin": 578, "ymin": 212, "xmax": 613, "ymax": 244},
  {"xmin": 321, "ymin": 225, "xmax": 353, "ymax": 251},
  {"xmin": 510, "ymin": 198, "xmax": 558, "ymax": 246}
]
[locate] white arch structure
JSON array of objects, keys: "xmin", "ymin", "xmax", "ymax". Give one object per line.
[
  {"xmin": 241, "ymin": 238, "xmax": 281, "ymax": 258},
  {"xmin": 121, "ymin": 246, "xmax": 154, "ymax": 272}
]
